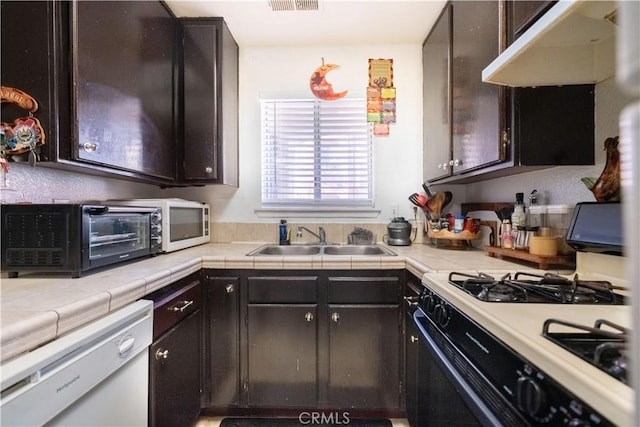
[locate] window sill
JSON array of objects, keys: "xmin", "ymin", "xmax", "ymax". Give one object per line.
[{"xmin": 255, "ymin": 207, "xmax": 382, "ymax": 219}]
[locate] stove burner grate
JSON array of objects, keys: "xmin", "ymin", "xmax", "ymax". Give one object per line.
[
  {"xmin": 542, "ymin": 319, "xmax": 628, "ymax": 384},
  {"xmin": 448, "ymin": 271, "xmax": 625, "ymax": 304}
]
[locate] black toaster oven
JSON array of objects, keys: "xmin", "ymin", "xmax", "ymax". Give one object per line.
[{"xmin": 1, "ymin": 204, "xmax": 161, "ymax": 278}]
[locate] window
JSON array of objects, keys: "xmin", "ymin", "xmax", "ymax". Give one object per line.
[{"xmin": 261, "ymin": 98, "xmax": 373, "ymax": 208}]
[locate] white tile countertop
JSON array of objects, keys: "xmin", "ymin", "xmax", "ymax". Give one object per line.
[{"xmin": 0, "ymin": 242, "xmax": 547, "ymax": 363}]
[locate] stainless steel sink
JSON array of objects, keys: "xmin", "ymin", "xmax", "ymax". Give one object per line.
[
  {"xmin": 247, "ymin": 244, "xmax": 396, "ymax": 256},
  {"xmin": 322, "ymin": 245, "xmax": 395, "ymax": 256},
  {"xmin": 248, "ymin": 245, "xmax": 322, "ymax": 256}
]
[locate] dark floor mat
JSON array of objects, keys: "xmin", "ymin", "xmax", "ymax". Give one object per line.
[{"xmin": 219, "ymin": 417, "xmax": 393, "ymax": 427}]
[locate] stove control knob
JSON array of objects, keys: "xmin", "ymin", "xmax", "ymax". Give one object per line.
[
  {"xmin": 424, "ymin": 293, "xmax": 437, "ymax": 314},
  {"xmin": 516, "ymin": 376, "xmax": 546, "ymax": 417},
  {"xmin": 433, "ymin": 303, "xmax": 450, "ymax": 327}
]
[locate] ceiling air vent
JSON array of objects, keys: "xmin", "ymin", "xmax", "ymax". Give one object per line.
[{"xmin": 268, "ymin": 0, "xmax": 319, "ymax": 12}]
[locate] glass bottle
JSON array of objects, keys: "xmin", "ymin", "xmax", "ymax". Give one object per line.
[{"xmin": 511, "ymin": 192, "xmax": 526, "ymax": 228}]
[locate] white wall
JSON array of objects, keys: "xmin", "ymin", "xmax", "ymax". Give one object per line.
[
  {"xmin": 166, "ymin": 44, "xmax": 425, "ymax": 223},
  {"xmin": 1, "ymin": 163, "xmax": 162, "ymax": 204}
]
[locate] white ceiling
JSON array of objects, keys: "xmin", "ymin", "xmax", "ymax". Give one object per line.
[{"xmin": 164, "ymin": 0, "xmax": 448, "ymax": 47}]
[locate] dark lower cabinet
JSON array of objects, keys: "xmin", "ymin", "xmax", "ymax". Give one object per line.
[
  {"xmin": 204, "ymin": 270, "xmax": 404, "ymax": 413},
  {"xmin": 150, "ymin": 310, "xmax": 202, "ymax": 426},
  {"xmin": 205, "ymin": 275, "xmax": 241, "ymax": 408},
  {"xmin": 326, "ymin": 275, "xmax": 402, "ymax": 410},
  {"xmin": 148, "ymin": 274, "xmax": 203, "ymax": 427},
  {"xmin": 247, "ymin": 304, "xmax": 318, "ymax": 407},
  {"xmin": 405, "ymin": 309, "xmax": 423, "ymax": 427},
  {"xmin": 327, "ymin": 305, "xmax": 401, "ymax": 409},
  {"xmin": 404, "ymin": 275, "xmax": 422, "ymax": 426}
]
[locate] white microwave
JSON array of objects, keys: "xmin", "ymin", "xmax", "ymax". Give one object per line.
[{"xmin": 111, "ymin": 198, "xmax": 210, "ymax": 253}]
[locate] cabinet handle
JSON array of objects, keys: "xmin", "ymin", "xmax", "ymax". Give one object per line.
[
  {"xmin": 226, "ymin": 284, "xmax": 235, "ymax": 293},
  {"xmin": 305, "ymin": 312, "xmax": 314, "ymax": 322},
  {"xmin": 155, "ymin": 349, "xmax": 169, "ymax": 360},
  {"xmin": 453, "ymin": 159, "xmax": 462, "ymax": 166},
  {"xmin": 205, "ymin": 166, "xmax": 213, "ymax": 174},
  {"xmin": 82, "ymin": 142, "xmax": 98, "ymax": 152},
  {"xmin": 404, "ymin": 296, "xmax": 419, "ymax": 307},
  {"xmin": 441, "ymin": 162, "xmax": 449, "ymax": 170},
  {"xmin": 331, "ymin": 312, "xmax": 340, "ymax": 323},
  {"xmin": 411, "ymin": 335, "xmax": 418, "ymax": 343},
  {"xmin": 170, "ymin": 300, "xmax": 193, "ymax": 312},
  {"xmin": 502, "ymin": 130, "xmax": 509, "ymax": 144}
]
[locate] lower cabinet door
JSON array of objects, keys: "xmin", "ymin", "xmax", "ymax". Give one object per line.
[
  {"xmin": 327, "ymin": 305, "xmax": 401, "ymax": 409},
  {"xmin": 149, "ymin": 310, "xmax": 202, "ymax": 427},
  {"xmin": 247, "ymin": 304, "xmax": 318, "ymax": 407},
  {"xmin": 206, "ymin": 275, "xmax": 240, "ymax": 407},
  {"xmin": 405, "ymin": 310, "xmax": 419, "ymax": 426}
]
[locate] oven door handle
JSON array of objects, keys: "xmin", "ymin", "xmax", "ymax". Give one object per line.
[{"xmin": 412, "ymin": 310, "xmax": 506, "ymax": 427}]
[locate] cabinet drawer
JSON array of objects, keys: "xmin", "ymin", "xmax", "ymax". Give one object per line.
[
  {"xmin": 248, "ymin": 276, "xmax": 318, "ymax": 303},
  {"xmin": 328, "ymin": 276, "xmax": 400, "ymax": 304},
  {"xmin": 151, "ymin": 278, "xmax": 202, "ymax": 339}
]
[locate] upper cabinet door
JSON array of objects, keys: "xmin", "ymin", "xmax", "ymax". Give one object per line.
[
  {"xmin": 422, "ymin": 4, "xmax": 452, "ymax": 182},
  {"xmin": 451, "ymin": 0, "xmax": 505, "ymax": 174},
  {"xmin": 73, "ymin": 1, "xmax": 176, "ymax": 180},
  {"xmin": 180, "ymin": 19, "xmax": 239, "ymax": 186}
]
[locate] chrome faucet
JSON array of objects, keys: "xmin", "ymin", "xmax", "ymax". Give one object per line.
[{"xmin": 297, "ymin": 226, "xmax": 326, "ymax": 244}]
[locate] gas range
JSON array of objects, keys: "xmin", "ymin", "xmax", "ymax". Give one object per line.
[{"xmin": 416, "ymin": 203, "xmax": 632, "ymax": 426}]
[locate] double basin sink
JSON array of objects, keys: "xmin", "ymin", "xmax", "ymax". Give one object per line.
[{"xmin": 248, "ymin": 244, "xmax": 397, "ymax": 257}]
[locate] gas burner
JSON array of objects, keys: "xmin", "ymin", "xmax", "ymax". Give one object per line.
[
  {"xmin": 447, "ymin": 271, "xmax": 626, "ymax": 304},
  {"xmin": 543, "ymin": 319, "xmax": 629, "ymax": 384},
  {"xmin": 477, "ymin": 284, "xmax": 513, "ymax": 302},
  {"xmin": 476, "ymin": 283, "xmax": 519, "ymax": 302}
]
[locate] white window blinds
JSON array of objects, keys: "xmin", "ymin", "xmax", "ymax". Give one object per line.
[{"xmin": 261, "ymin": 98, "xmax": 374, "ymax": 207}]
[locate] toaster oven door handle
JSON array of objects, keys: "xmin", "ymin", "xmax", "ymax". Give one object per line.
[
  {"xmin": 85, "ymin": 206, "xmax": 110, "ymax": 215},
  {"xmin": 85, "ymin": 206, "xmax": 159, "ymax": 215}
]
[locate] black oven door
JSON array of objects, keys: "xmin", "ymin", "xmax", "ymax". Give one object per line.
[{"xmin": 411, "ymin": 309, "xmax": 525, "ymax": 427}]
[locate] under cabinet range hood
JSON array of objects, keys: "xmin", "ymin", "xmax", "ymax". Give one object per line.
[{"xmin": 482, "ymin": 0, "xmax": 617, "ymax": 87}]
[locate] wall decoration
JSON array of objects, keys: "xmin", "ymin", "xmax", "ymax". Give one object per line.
[
  {"xmin": 309, "ymin": 58, "xmax": 348, "ymax": 101},
  {"xmin": 373, "ymin": 123, "xmax": 390, "ymax": 136},
  {"xmin": 1, "ymin": 85, "xmax": 46, "ymax": 165},
  {"xmin": 581, "ymin": 136, "xmax": 621, "ymax": 202},
  {"xmin": 368, "ymin": 58, "xmax": 393, "ymax": 88},
  {"xmin": 367, "ymin": 59, "xmax": 396, "ymax": 136},
  {"xmin": 366, "ymin": 86, "xmax": 382, "ymax": 123}
]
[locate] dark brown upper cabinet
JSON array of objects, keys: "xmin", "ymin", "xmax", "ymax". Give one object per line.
[
  {"xmin": 423, "ymin": 4, "xmax": 452, "ymax": 182},
  {"xmin": 178, "ymin": 18, "xmax": 239, "ymax": 187},
  {"xmin": 509, "ymin": 1, "xmax": 556, "ymax": 41},
  {"xmin": 1, "ymin": 1, "xmax": 178, "ymax": 184},
  {"xmin": 74, "ymin": 1, "xmax": 177, "ymax": 181},
  {"xmin": 2, "ymin": 3, "xmax": 240, "ymax": 187},
  {"xmin": 423, "ymin": 0, "xmax": 594, "ymax": 184}
]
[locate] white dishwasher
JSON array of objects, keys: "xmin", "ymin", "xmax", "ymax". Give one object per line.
[{"xmin": 1, "ymin": 299, "xmax": 153, "ymax": 427}]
